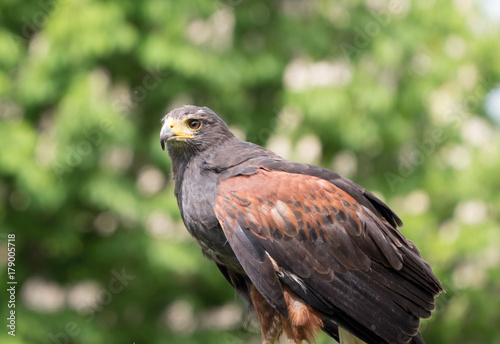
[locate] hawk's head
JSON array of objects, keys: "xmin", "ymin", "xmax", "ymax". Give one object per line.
[{"xmin": 160, "ymin": 105, "xmax": 235, "ymax": 155}]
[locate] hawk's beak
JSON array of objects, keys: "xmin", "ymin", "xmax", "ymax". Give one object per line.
[
  {"xmin": 160, "ymin": 122, "xmax": 173, "ymax": 151},
  {"xmin": 160, "ymin": 119, "xmax": 195, "ymax": 150}
]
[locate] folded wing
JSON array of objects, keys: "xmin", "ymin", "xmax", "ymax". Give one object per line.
[{"xmin": 214, "ymin": 168, "xmax": 443, "ymax": 344}]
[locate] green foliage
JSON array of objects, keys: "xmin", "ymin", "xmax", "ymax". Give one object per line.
[{"xmin": 1, "ymin": 0, "xmax": 499, "ymax": 343}]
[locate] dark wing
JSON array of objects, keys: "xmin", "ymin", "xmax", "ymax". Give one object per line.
[{"xmin": 214, "ymin": 168, "xmax": 443, "ymax": 344}]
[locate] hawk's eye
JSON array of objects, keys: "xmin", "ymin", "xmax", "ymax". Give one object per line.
[{"xmin": 187, "ymin": 119, "xmax": 201, "ymax": 130}]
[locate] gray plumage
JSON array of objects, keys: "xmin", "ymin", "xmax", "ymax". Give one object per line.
[{"xmin": 160, "ymin": 105, "xmax": 443, "ymax": 344}]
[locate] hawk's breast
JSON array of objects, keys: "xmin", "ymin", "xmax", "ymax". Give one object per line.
[{"xmin": 179, "ymin": 163, "xmax": 241, "ymax": 270}]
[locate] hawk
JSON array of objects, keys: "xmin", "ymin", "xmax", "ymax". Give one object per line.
[{"xmin": 160, "ymin": 105, "xmax": 443, "ymax": 344}]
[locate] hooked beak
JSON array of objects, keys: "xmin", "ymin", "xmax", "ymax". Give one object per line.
[
  {"xmin": 160, "ymin": 118, "xmax": 195, "ymax": 150},
  {"xmin": 160, "ymin": 122, "xmax": 173, "ymax": 151}
]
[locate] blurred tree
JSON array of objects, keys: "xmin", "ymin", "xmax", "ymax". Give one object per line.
[{"xmin": 0, "ymin": 0, "xmax": 499, "ymax": 343}]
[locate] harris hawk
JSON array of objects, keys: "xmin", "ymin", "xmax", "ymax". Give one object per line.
[{"xmin": 159, "ymin": 105, "xmax": 443, "ymax": 344}]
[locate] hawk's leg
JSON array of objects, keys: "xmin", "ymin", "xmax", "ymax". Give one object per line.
[
  {"xmin": 281, "ymin": 288, "xmax": 323, "ymax": 344},
  {"xmin": 249, "ymin": 286, "xmax": 283, "ymax": 344}
]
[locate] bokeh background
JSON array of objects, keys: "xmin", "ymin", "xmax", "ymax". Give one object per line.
[{"xmin": 1, "ymin": 0, "xmax": 500, "ymax": 343}]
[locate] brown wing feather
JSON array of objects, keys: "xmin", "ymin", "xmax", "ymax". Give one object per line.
[
  {"xmin": 214, "ymin": 168, "xmax": 442, "ymax": 344},
  {"xmin": 217, "ymin": 169, "xmax": 407, "ymax": 270}
]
